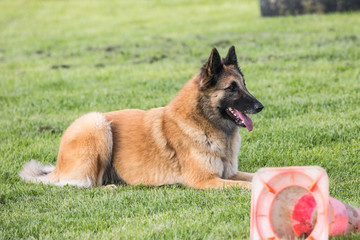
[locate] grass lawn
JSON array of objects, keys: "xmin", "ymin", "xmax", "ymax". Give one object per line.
[{"xmin": 0, "ymin": 0, "xmax": 359, "ymax": 239}]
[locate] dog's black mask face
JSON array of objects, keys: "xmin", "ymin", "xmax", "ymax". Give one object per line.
[{"xmin": 198, "ymin": 46, "xmax": 264, "ymax": 132}]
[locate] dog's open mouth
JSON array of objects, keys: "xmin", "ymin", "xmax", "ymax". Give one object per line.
[{"xmin": 226, "ymin": 107, "xmax": 253, "ymax": 131}]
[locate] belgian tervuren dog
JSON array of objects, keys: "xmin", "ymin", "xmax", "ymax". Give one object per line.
[{"xmin": 20, "ymin": 46, "xmax": 264, "ymax": 189}]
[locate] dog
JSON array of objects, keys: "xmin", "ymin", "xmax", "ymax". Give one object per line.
[{"xmin": 19, "ymin": 46, "xmax": 264, "ymax": 189}]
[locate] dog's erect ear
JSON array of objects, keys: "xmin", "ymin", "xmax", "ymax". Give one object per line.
[
  {"xmin": 207, "ymin": 48, "xmax": 223, "ymax": 75},
  {"xmin": 223, "ymin": 45, "xmax": 237, "ymax": 66},
  {"xmin": 200, "ymin": 48, "xmax": 223, "ymax": 89}
]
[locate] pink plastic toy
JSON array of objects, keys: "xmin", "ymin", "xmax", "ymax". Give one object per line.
[{"xmin": 250, "ymin": 166, "xmax": 360, "ymax": 240}]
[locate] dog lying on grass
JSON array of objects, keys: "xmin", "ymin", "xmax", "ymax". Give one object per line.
[{"xmin": 20, "ymin": 46, "xmax": 263, "ymax": 189}]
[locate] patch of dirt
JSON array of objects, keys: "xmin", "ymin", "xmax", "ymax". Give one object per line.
[
  {"xmin": 85, "ymin": 46, "xmax": 98, "ymax": 51},
  {"xmin": 35, "ymin": 50, "xmax": 51, "ymax": 57},
  {"xmin": 51, "ymin": 64, "xmax": 71, "ymax": 69},
  {"xmin": 94, "ymin": 63, "xmax": 105, "ymax": 68},
  {"xmin": 133, "ymin": 54, "xmax": 167, "ymax": 64},
  {"xmin": 85, "ymin": 45, "xmax": 124, "ymax": 54},
  {"xmin": 181, "ymin": 42, "xmax": 190, "ymax": 48},
  {"xmin": 238, "ymin": 55, "xmax": 256, "ymax": 63},
  {"xmin": 336, "ymin": 35, "xmax": 357, "ymax": 42},
  {"xmin": 104, "ymin": 45, "xmax": 121, "ymax": 52},
  {"xmin": 149, "ymin": 54, "xmax": 167, "ymax": 63},
  {"xmin": 152, "ymin": 36, "xmax": 173, "ymax": 42},
  {"xmin": 211, "ymin": 40, "xmax": 231, "ymax": 47},
  {"xmin": 195, "ymin": 35, "xmax": 206, "ymax": 40},
  {"xmin": 37, "ymin": 125, "xmax": 62, "ymax": 134}
]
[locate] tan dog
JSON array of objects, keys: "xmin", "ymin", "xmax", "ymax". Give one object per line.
[{"xmin": 19, "ymin": 46, "xmax": 263, "ymax": 189}]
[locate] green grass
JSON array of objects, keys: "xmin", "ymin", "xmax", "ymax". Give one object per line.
[{"xmin": 1, "ymin": 0, "xmax": 359, "ymax": 239}]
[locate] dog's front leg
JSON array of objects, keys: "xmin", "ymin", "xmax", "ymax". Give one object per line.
[
  {"xmin": 188, "ymin": 177, "xmax": 251, "ymax": 190},
  {"xmin": 230, "ymin": 172, "xmax": 254, "ymax": 182}
]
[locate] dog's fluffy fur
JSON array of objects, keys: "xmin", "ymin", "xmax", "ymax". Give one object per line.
[{"xmin": 19, "ymin": 46, "xmax": 263, "ymax": 189}]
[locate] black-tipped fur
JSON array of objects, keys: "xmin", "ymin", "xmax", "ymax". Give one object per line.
[
  {"xmin": 199, "ymin": 48, "xmax": 223, "ymax": 89},
  {"xmin": 223, "ymin": 46, "xmax": 244, "ymax": 76}
]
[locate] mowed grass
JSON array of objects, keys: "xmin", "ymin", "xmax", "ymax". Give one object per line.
[{"xmin": 0, "ymin": 0, "xmax": 359, "ymax": 239}]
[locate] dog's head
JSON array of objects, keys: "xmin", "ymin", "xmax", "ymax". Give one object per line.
[{"xmin": 198, "ymin": 46, "xmax": 263, "ymax": 132}]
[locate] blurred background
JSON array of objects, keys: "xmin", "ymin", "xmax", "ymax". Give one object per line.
[{"xmin": 0, "ymin": 0, "xmax": 359, "ymax": 239}]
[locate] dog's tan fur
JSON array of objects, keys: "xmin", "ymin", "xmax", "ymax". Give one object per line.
[{"xmin": 20, "ymin": 46, "xmax": 262, "ymax": 189}]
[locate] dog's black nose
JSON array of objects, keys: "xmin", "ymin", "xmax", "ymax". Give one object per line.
[{"xmin": 254, "ymin": 102, "xmax": 264, "ymax": 113}]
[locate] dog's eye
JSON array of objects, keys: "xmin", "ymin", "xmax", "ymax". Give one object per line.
[{"xmin": 225, "ymin": 82, "xmax": 239, "ymax": 92}]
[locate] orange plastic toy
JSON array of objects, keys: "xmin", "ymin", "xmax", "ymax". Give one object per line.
[{"xmin": 250, "ymin": 166, "xmax": 360, "ymax": 240}]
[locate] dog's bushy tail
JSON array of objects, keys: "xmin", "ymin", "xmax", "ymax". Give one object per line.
[{"xmin": 19, "ymin": 160, "xmax": 55, "ymax": 184}]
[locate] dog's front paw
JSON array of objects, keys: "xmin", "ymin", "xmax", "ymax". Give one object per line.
[{"xmin": 102, "ymin": 184, "xmax": 117, "ymax": 190}]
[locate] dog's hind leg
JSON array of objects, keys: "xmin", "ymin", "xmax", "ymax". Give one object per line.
[
  {"xmin": 52, "ymin": 112, "xmax": 113, "ymax": 187},
  {"xmin": 20, "ymin": 112, "xmax": 113, "ymax": 187}
]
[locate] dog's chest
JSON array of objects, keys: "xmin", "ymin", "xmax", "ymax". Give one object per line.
[
  {"xmin": 175, "ymin": 118, "xmax": 241, "ymax": 178},
  {"xmin": 203, "ymin": 133, "xmax": 225, "ymax": 156},
  {"xmin": 200, "ymin": 131, "xmax": 241, "ymax": 178},
  {"xmin": 204, "ymin": 131, "xmax": 240, "ymax": 157}
]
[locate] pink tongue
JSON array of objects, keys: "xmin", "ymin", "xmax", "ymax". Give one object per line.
[{"xmin": 234, "ymin": 109, "xmax": 253, "ymax": 131}]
